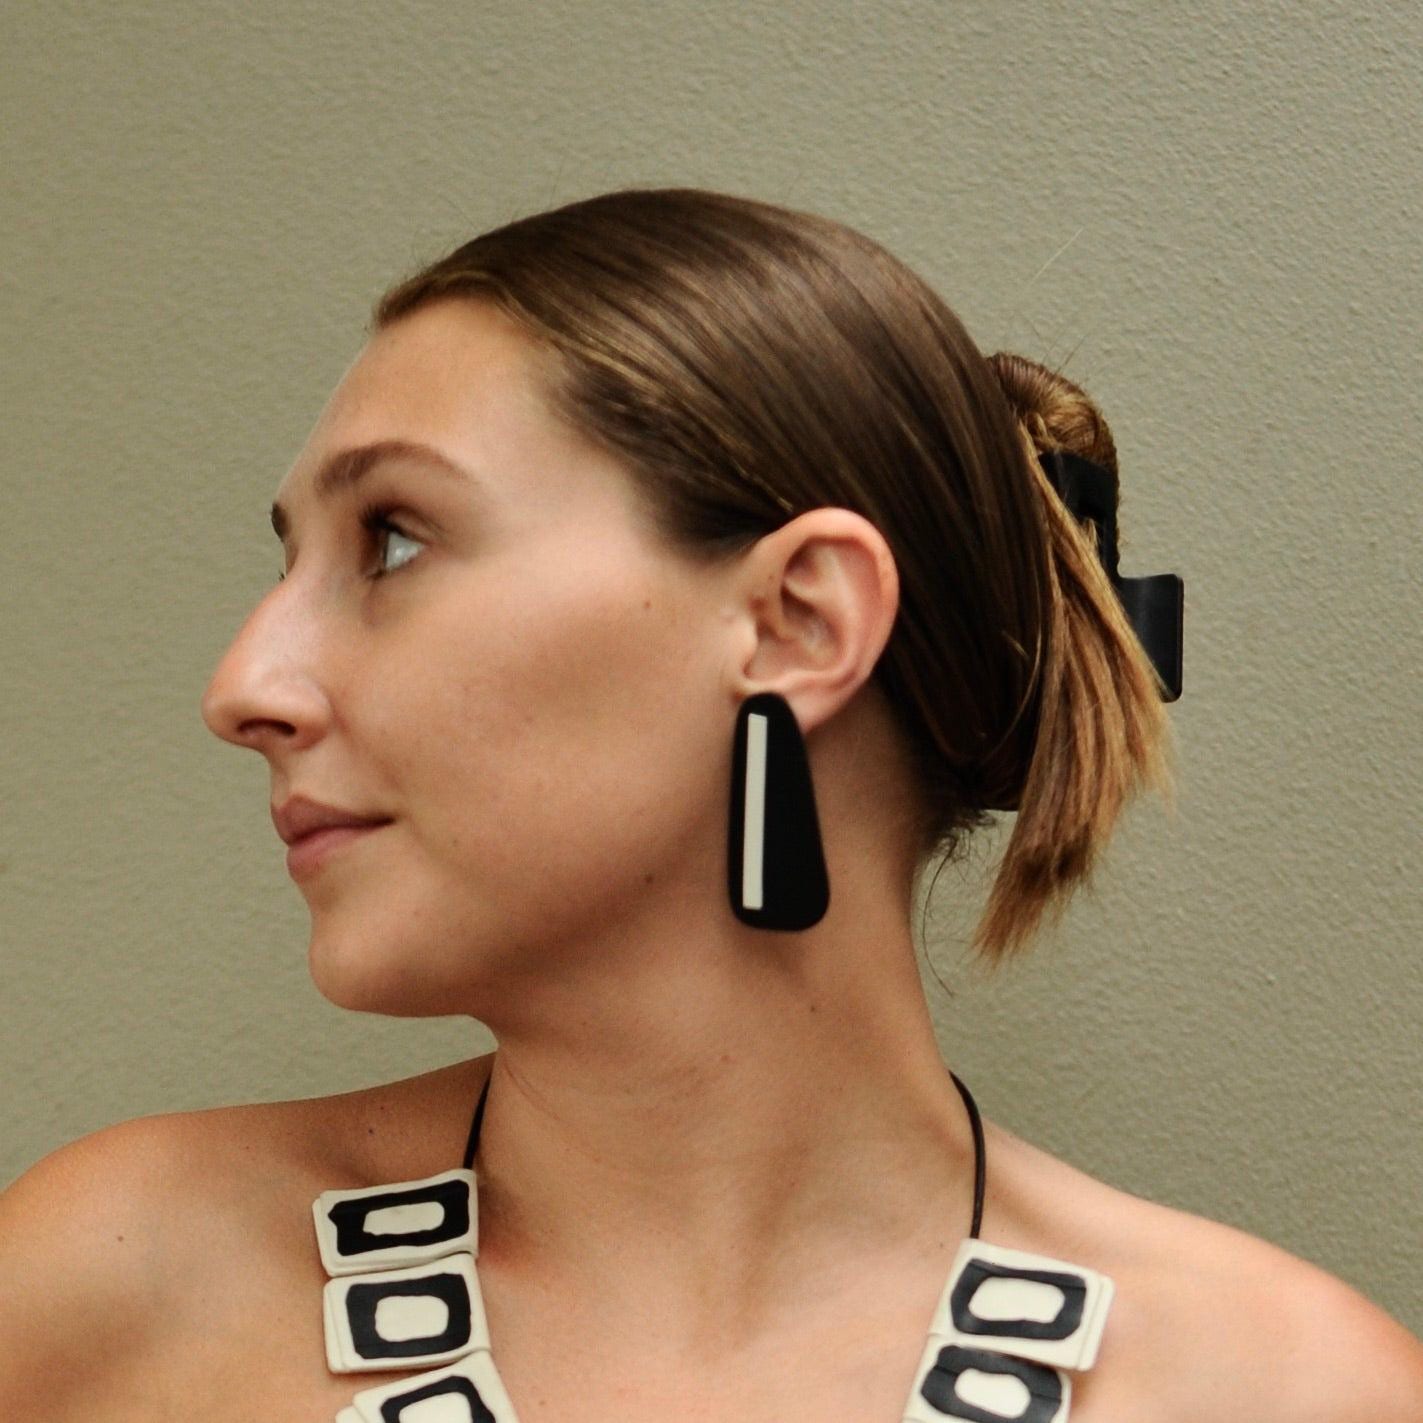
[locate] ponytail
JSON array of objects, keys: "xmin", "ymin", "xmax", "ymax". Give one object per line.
[{"xmin": 970, "ymin": 353, "xmax": 1177, "ymax": 965}]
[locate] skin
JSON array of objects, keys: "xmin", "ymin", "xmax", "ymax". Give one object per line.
[
  {"xmin": 188, "ymin": 296, "xmax": 1418, "ymax": 1420},
  {"xmin": 199, "ymin": 294, "xmax": 981, "ymax": 1352}
]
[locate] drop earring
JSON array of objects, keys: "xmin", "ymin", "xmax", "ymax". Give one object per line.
[{"xmin": 726, "ymin": 691, "xmax": 830, "ymax": 930}]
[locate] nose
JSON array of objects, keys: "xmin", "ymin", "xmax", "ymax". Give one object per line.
[{"xmin": 200, "ymin": 586, "xmax": 329, "ymax": 755}]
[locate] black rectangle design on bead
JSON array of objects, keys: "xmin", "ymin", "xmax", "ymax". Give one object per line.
[
  {"xmin": 920, "ymin": 1343, "xmax": 1063, "ymax": 1422},
  {"xmin": 950, "ymin": 1260, "xmax": 1086, "ymax": 1342},
  {"xmin": 377, "ymin": 1374, "xmax": 496, "ymax": 1423},
  {"xmin": 327, "ymin": 1177, "xmax": 471, "ymax": 1259},
  {"xmin": 346, "ymin": 1272, "xmax": 474, "ymax": 1360}
]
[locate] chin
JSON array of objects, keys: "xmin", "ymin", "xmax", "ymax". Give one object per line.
[
  {"xmin": 308, "ymin": 937, "xmax": 403, "ymax": 1015},
  {"xmin": 306, "ymin": 937, "xmax": 465, "ymax": 1019}
]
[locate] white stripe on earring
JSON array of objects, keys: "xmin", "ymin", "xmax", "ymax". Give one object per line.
[{"xmin": 741, "ymin": 711, "xmax": 768, "ymax": 910}]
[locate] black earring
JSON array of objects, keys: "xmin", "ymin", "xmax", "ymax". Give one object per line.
[{"xmin": 727, "ymin": 691, "xmax": 830, "ymax": 930}]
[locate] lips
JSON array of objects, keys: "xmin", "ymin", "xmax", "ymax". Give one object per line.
[{"xmin": 272, "ymin": 795, "xmax": 394, "ymax": 846}]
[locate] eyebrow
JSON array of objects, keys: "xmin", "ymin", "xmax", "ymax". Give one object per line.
[{"xmin": 269, "ymin": 439, "xmax": 475, "ymax": 542}]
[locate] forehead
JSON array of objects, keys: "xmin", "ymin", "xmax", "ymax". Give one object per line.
[
  {"xmin": 335, "ymin": 298, "xmax": 548, "ymax": 429},
  {"xmin": 274, "ymin": 298, "xmax": 576, "ymax": 509}
]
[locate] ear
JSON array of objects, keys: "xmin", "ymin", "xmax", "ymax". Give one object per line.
[{"xmin": 729, "ymin": 507, "xmax": 900, "ymax": 735}]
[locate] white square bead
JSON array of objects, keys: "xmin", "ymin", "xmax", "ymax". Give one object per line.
[
  {"xmin": 336, "ymin": 1410, "xmax": 363, "ymax": 1422},
  {"xmin": 314, "ymin": 1168, "xmax": 478, "ymax": 1277},
  {"xmin": 903, "ymin": 1330, "xmax": 1071, "ymax": 1422},
  {"xmin": 350, "ymin": 1348, "xmax": 521, "ymax": 1423},
  {"xmin": 926, "ymin": 1237, "xmax": 1114, "ymax": 1373},
  {"xmin": 323, "ymin": 1252, "xmax": 489, "ymax": 1373},
  {"xmin": 324, "ymin": 1285, "xmax": 343, "ymax": 1370}
]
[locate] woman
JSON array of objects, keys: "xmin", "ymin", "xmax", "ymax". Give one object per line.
[{"xmin": 2, "ymin": 186, "xmax": 1419, "ymax": 1422}]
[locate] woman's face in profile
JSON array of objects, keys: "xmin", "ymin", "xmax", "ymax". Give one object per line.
[{"xmin": 201, "ymin": 299, "xmax": 737, "ymax": 1019}]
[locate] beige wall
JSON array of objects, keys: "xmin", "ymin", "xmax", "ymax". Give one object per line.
[{"xmin": 2, "ymin": 1, "xmax": 1418, "ymax": 1334}]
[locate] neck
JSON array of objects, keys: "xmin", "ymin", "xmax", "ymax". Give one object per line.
[{"xmin": 467, "ymin": 902, "xmax": 981, "ymax": 1352}]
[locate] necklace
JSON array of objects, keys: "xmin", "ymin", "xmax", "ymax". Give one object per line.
[{"xmin": 313, "ymin": 1064, "xmax": 1114, "ymax": 1422}]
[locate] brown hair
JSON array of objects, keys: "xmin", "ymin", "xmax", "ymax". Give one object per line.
[{"xmin": 372, "ymin": 185, "xmax": 1176, "ymax": 969}]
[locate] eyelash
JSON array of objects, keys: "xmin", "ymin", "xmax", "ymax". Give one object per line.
[{"xmin": 275, "ymin": 501, "xmax": 424, "ymax": 584}]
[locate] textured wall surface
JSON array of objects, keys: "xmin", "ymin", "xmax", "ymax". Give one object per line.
[{"xmin": 2, "ymin": 0, "xmax": 1419, "ymax": 1338}]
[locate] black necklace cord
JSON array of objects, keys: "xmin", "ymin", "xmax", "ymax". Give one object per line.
[
  {"xmin": 461, "ymin": 1060, "xmax": 986, "ymax": 1239},
  {"xmin": 948, "ymin": 1069, "xmax": 986, "ymax": 1239},
  {"xmin": 462, "ymin": 1066, "xmax": 492, "ymax": 1171}
]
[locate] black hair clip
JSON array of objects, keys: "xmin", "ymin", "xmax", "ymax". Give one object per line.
[{"xmin": 1037, "ymin": 449, "xmax": 1183, "ymax": 702}]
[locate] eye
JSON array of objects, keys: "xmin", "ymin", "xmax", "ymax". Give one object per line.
[
  {"xmin": 273, "ymin": 502, "xmax": 425, "ymax": 585},
  {"xmin": 357, "ymin": 500, "xmax": 426, "ymax": 579}
]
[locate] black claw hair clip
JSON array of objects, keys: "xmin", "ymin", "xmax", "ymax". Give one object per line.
[{"xmin": 1037, "ymin": 449, "xmax": 1184, "ymax": 702}]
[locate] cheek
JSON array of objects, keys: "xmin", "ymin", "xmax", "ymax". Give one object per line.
[{"xmin": 383, "ymin": 557, "xmax": 722, "ymax": 880}]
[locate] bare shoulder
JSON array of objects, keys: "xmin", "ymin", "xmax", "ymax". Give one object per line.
[
  {"xmin": 0, "ymin": 1055, "xmax": 493, "ymax": 1419},
  {"xmin": 985, "ymin": 1121, "xmax": 1423, "ymax": 1422},
  {"xmin": 0, "ymin": 1112, "xmax": 210, "ymax": 1416},
  {"xmin": 1203, "ymin": 1224, "xmax": 1423, "ymax": 1423},
  {"xmin": 1107, "ymin": 1188, "xmax": 1423, "ymax": 1422},
  {"xmin": 0, "ymin": 1102, "xmax": 300, "ymax": 1317},
  {"xmin": 0, "ymin": 1110, "xmax": 196, "ymax": 1308}
]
